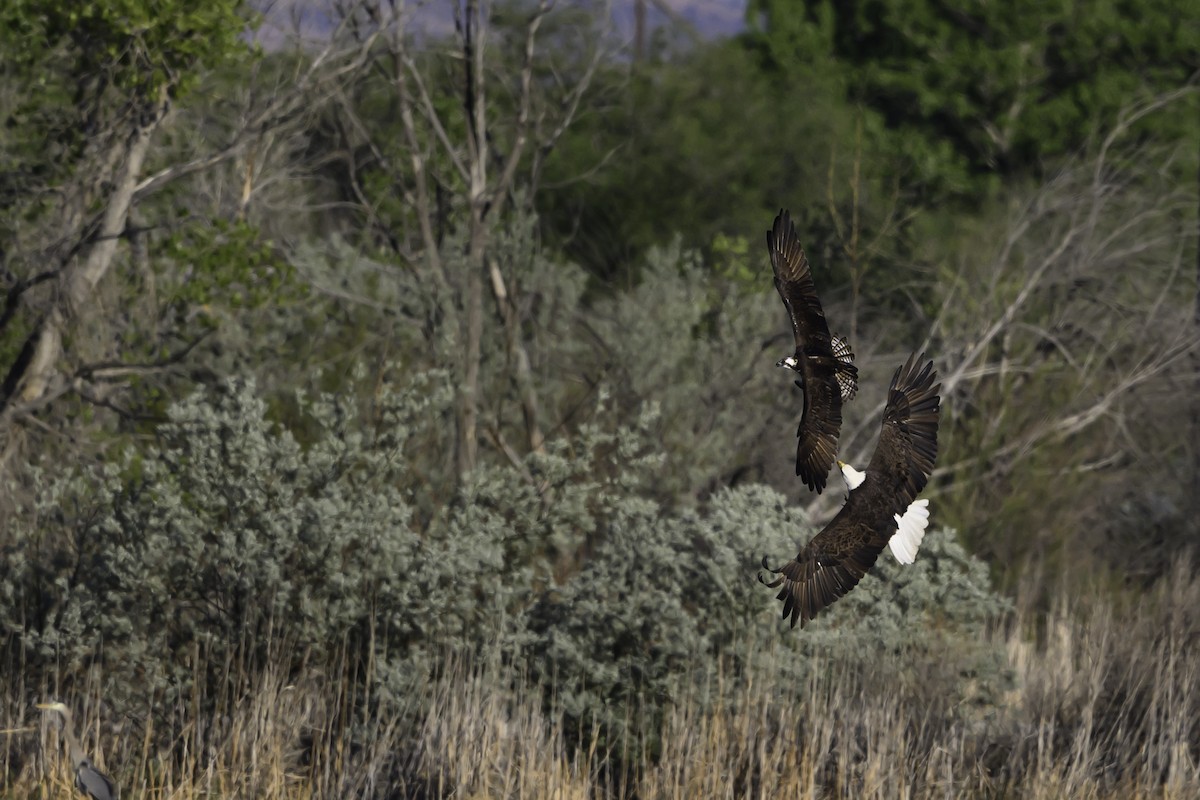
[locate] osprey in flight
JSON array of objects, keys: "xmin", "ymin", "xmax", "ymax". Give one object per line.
[
  {"xmin": 768, "ymin": 209, "xmax": 858, "ymax": 493},
  {"xmin": 760, "ymin": 353, "xmax": 940, "ymax": 628}
]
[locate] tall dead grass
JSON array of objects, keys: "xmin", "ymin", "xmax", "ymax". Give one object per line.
[{"xmin": 3, "ymin": 561, "xmax": 1197, "ymax": 799}]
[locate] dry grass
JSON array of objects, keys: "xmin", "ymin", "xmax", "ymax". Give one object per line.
[{"xmin": 3, "ymin": 563, "xmax": 1198, "ymax": 799}]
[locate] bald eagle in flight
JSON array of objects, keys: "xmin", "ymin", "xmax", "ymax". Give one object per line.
[
  {"xmin": 837, "ymin": 460, "xmax": 930, "ymax": 565},
  {"xmin": 760, "ymin": 353, "xmax": 940, "ymax": 628},
  {"xmin": 768, "ymin": 209, "xmax": 858, "ymax": 493}
]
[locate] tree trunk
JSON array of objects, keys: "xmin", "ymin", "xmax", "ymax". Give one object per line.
[
  {"xmin": 489, "ymin": 257, "xmax": 544, "ymax": 453},
  {"xmin": 455, "ymin": 0, "xmax": 486, "ymax": 478},
  {"xmin": 456, "ymin": 209, "xmax": 486, "ymax": 477},
  {"xmin": 0, "ymin": 91, "xmax": 169, "ymax": 417},
  {"xmin": 1192, "ymin": 138, "xmax": 1200, "ymax": 517}
]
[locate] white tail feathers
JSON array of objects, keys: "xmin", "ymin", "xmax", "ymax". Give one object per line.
[{"xmin": 889, "ymin": 498, "xmax": 930, "ymax": 565}]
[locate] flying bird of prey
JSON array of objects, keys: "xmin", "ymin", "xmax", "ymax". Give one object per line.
[
  {"xmin": 837, "ymin": 460, "xmax": 930, "ymax": 565},
  {"xmin": 767, "ymin": 209, "xmax": 858, "ymax": 493},
  {"xmin": 760, "ymin": 353, "xmax": 940, "ymax": 628}
]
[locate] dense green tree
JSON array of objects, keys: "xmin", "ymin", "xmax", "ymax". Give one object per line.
[
  {"xmin": 748, "ymin": 0, "xmax": 1199, "ymax": 189},
  {"xmin": 546, "ymin": 45, "xmax": 830, "ymax": 279},
  {"xmin": 537, "ymin": 28, "xmax": 938, "ymax": 313}
]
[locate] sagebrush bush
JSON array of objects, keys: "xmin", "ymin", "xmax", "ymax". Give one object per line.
[
  {"xmin": 2, "ymin": 368, "xmax": 1011, "ymax": 782},
  {"xmin": 789, "ymin": 525, "xmax": 1016, "ymax": 714},
  {"xmin": 522, "ymin": 479, "xmax": 1011, "ymax": 747},
  {"xmin": 1, "ymin": 372, "xmax": 518, "ymax": 705},
  {"xmin": 585, "ymin": 242, "xmax": 790, "ymax": 502}
]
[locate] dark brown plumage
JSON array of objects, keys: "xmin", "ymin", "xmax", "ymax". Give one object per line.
[
  {"xmin": 760, "ymin": 353, "xmax": 940, "ymax": 628},
  {"xmin": 768, "ymin": 209, "xmax": 858, "ymax": 493}
]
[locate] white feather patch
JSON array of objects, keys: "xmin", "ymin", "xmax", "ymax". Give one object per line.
[
  {"xmin": 889, "ymin": 498, "xmax": 930, "ymax": 565},
  {"xmin": 839, "ymin": 462, "xmax": 866, "ymax": 490}
]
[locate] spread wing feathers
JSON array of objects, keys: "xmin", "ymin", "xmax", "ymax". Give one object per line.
[
  {"xmin": 761, "ymin": 352, "xmax": 941, "ymax": 629},
  {"xmin": 889, "ymin": 498, "xmax": 930, "ymax": 565},
  {"xmin": 831, "ymin": 334, "xmax": 858, "ymax": 401},
  {"xmin": 767, "ymin": 209, "xmax": 832, "ymax": 352},
  {"xmin": 794, "ymin": 378, "xmax": 841, "ymax": 494},
  {"xmin": 862, "ymin": 353, "xmax": 940, "ymax": 511},
  {"xmin": 769, "ymin": 209, "xmax": 847, "ymax": 494},
  {"xmin": 759, "ymin": 520, "xmax": 885, "ymax": 629}
]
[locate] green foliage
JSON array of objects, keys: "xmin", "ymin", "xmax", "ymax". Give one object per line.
[
  {"xmin": 0, "ymin": 0, "xmax": 251, "ymax": 99},
  {"xmin": 539, "ymin": 34, "xmax": 928, "ymax": 303},
  {"xmin": 524, "ymin": 477, "xmax": 1010, "ymax": 745},
  {"xmin": 748, "ymin": 0, "xmax": 1199, "ymax": 190},
  {"xmin": 1, "ymin": 362, "xmax": 1010, "ymax": 760},
  {"xmin": 161, "ymin": 219, "xmax": 297, "ymax": 310},
  {"xmin": 462, "ymin": 399, "xmax": 666, "ymax": 580},
  {"xmin": 581, "ymin": 242, "xmax": 785, "ymax": 501},
  {"xmin": 0, "ymin": 372, "xmax": 510, "ymax": 703},
  {"xmin": 709, "ymin": 233, "xmax": 758, "ymax": 289},
  {"xmin": 522, "ymin": 484, "xmax": 798, "ymax": 740},
  {"xmin": 0, "ymin": 0, "xmax": 254, "ymax": 243},
  {"xmin": 537, "ymin": 39, "xmax": 844, "ymax": 285}
]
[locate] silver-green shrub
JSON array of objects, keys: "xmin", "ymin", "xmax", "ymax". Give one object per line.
[
  {"xmin": 584, "ymin": 241, "xmax": 790, "ymax": 502},
  {"xmin": 1, "ymin": 371, "xmax": 522, "ymax": 701},
  {"xmin": 791, "ymin": 525, "xmax": 1017, "ymax": 712},
  {"xmin": 1, "ymin": 363, "xmax": 1011, "ymax": 763},
  {"xmin": 522, "ymin": 483, "xmax": 1011, "ymax": 744}
]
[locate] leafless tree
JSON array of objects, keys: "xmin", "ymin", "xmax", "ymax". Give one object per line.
[{"xmin": 334, "ymin": 0, "xmax": 610, "ymax": 478}]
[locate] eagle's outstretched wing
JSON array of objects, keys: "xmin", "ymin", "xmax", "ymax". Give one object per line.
[{"xmin": 761, "ymin": 353, "xmax": 940, "ymax": 628}]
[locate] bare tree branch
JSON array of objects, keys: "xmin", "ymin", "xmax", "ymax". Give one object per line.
[
  {"xmin": 133, "ymin": 17, "xmax": 384, "ymax": 200},
  {"xmin": 492, "ymin": 0, "xmax": 551, "ymax": 211}
]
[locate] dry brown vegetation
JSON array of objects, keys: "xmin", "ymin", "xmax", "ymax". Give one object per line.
[{"xmin": 4, "ymin": 559, "xmax": 1196, "ymax": 799}]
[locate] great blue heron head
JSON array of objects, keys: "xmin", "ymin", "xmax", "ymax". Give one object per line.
[{"xmin": 36, "ymin": 702, "xmax": 75, "ymax": 734}]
